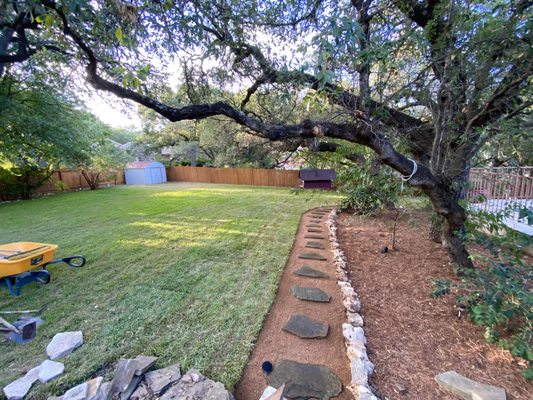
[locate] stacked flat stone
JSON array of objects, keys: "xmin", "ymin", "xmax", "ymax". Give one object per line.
[{"xmin": 326, "ymin": 209, "xmax": 380, "ymax": 400}]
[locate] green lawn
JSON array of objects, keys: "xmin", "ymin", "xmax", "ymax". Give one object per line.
[{"xmin": 0, "ymin": 183, "xmax": 339, "ymax": 397}]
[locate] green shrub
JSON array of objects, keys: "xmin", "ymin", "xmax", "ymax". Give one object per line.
[
  {"xmin": 0, "ymin": 166, "xmax": 52, "ymax": 200},
  {"xmin": 338, "ymin": 162, "xmax": 400, "ymax": 215},
  {"xmin": 432, "ymin": 206, "xmax": 533, "ymax": 379}
]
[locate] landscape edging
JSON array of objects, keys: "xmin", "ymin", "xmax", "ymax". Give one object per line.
[{"xmin": 326, "ymin": 209, "xmax": 380, "ymax": 400}]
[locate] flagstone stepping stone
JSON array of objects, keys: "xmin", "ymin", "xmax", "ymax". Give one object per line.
[
  {"xmin": 305, "ymin": 234, "xmax": 326, "ymax": 239},
  {"xmin": 267, "ymin": 360, "xmax": 342, "ymax": 399},
  {"xmin": 290, "ymin": 286, "xmax": 331, "ymax": 302},
  {"xmin": 3, "ymin": 366, "xmax": 40, "ymax": 400},
  {"xmin": 38, "ymin": 360, "xmax": 64, "ymax": 383},
  {"xmin": 283, "ymin": 314, "xmax": 329, "ymax": 338},
  {"xmin": 306, "ymin": 241, "xmax": 325, "ymax": 249},
  {"xmin": 46, "ymin": 331, "xmax": 83, "ymax": 360},
  {"xmin": 307, "ymin": 228, "xmax": 323, "ymax": 233},
  {"xmin": 294, "ymin": 266, "xmax": 330, "ymax": 279},
  {"xmin": 299, "ymin": 252, "xmax": 327, "ymax": 260}
]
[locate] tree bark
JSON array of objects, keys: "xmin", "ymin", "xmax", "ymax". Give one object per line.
[
  {"xmin": 441, "ymin": 216, "xmax": 473, "ymax": 274},
  {"xmin": 421, "ymin": 177, "xmax": 474, "ymax": 272},
  {"xmin": 429, "ymin": 213, "xmax": 443, "ymax": 243}
]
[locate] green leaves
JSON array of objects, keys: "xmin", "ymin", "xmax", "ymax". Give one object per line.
[
  {"xmin": 0, "ymin": 80, "xmax": 116, "ymax": 198},
  {"xmin": 433, "ymin": 206, "xmax": 533, "ymax": 379},
  {"xmin": 115, "ymin": 26, "xmax": 124, "ymax": 45}
]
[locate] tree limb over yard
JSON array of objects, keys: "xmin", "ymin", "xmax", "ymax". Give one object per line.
[{"xmin": 1, "ymin": 0, "xmax": 531, "ymax": 272}]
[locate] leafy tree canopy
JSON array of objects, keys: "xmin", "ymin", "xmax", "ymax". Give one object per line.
[{"xmin": 1, "ymin": 0, "xmax": 531, "ymax": 270}]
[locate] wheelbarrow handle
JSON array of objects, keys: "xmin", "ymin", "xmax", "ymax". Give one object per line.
[
  {"xmin": 44, "ymin": 256, "xmax": 86, "ymax": 268},
  {"xmin": 63, "ymin": 256, "xmax": 85, "ymax": 267}
]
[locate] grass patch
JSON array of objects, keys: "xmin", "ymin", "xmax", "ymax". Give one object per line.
[{"xmin": 0, "ymin": 183, "xmax": 339, "ymax": 396}]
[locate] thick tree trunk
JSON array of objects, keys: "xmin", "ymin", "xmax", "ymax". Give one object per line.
[
  {"xmin": 422, "ymin": 178, "xmax": 474, "ymax": 273},
  {"xmin": 441, "ymin": 215, "xmax": 473, "ymax": 274},
  {"xmin": 429, "ymin": 213, "xmax": 443, "ymax": 243}
]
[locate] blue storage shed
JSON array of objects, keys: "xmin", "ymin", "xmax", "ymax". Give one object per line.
[{"xmin": 125, "ymin": 161, "xmax": 167, "ymax": 185}]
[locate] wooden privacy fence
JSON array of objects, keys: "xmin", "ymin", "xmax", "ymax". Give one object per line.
[
  {"xmin": 166, "ymin": 166, "xmax": 301, "ymax": 187},
  {"xmin": 37, "ymin": 169, "xmax": 125, "ymax": 194}
]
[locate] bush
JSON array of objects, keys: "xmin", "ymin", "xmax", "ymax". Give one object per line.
[
  {"xmin": 432, "ymin": 206, "xmax": 533, "ymax": 379},
  {"xmin": 0, "ymin": 166, "xmax": 52, "ymax": 200},
  {"xmin": 338, "ymin": 162, "xmax": 400, "ymax": 215}
]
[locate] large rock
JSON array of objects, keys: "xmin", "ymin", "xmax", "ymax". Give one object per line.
[
  {"xmin": 144, "ymin": 364, "xmax": 181, "ymax": 396},
  {"xmin": 63, "ymin": 382, "xmax": 89, "ymax": 400},
  {"xmin": 129, "ymin": 383, "xmax": 150, "ymax": 400},
  {"xmin": 435, "ymin": 371, "xmax": 506, "ymax": 400},
  {"xmin": 95, "ymin": 382, "xmax": 112, "ymax": 400},
  {"xmin": 109, "ymin": 355, "xmax": 157, "ymax": 399},
  {"xmin": 38, "ymin": 360, "xmax": 65, "ymax": 383},
  {"xmin": 46, "ymin": 331, "xmax": 83, "ymax": 360},
  {"xmin": 267, "ymin": 360, "xmax": 342, "ymax": 399},
  {"xmin": 290, "ymin": 286, "xmax": 331, "ymax": 302},
  {"xmin": 3, "ymin": 367, "xmax": 40, "ymax": 400},
  {"xmin": 133, "ymin": 356, "xmax": 157, "ymax": 375},
  {"xmin": 160, "ymin": 369, "xmax": 233, "ymax": 400},
  {"xmin": 86, "ymin": 377, "xmax": 104, "ymax": 400},
  {"xmin": 3, "ymin": 379, "xmax": 33, "ymax": 400},
  {"xmin": 110, "ymin": 359, "xmax": 138, "ymax": 395},
  {"xmin": 282, "ymin": 314, "xmax": 329, "ymax": 339}
]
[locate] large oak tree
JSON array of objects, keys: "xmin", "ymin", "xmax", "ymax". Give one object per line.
[{"xmin": 1, "ymin": 0, "xmax": 531, "ymax": 271}]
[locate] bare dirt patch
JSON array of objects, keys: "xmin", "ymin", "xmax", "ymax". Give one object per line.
[{"xmin": 337, "ymin": 210, "xmax": 531, "ymax": 399}]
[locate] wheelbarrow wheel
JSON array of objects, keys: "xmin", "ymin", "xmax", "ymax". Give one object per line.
[{"xmin": 33, "ymin": 270, "xmax": 51, "ymax": 284}]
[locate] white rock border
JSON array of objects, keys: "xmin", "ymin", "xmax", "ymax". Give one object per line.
[{"xmin": 326, "ymin": 209, "xmax": 380, "ymax": 400}]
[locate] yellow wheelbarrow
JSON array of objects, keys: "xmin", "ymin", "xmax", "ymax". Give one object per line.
[{"xmin": 0, "ymin": 242, "xmax": 85, "ymax": 296}]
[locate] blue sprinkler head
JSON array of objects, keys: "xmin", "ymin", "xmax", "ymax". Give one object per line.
[{"xmin": 262, "ymin": 361, "xmax": 273, "ymax": 374}]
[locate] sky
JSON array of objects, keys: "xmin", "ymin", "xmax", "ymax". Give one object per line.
[{"xmin": 86, "ymin": 90, "xmax": 142, "ymax": 129}]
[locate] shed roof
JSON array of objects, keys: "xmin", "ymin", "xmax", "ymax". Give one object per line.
[
  {"xmin": 299, "ymin": 169, "xmax": 336, "ymax": 181},
  {"xmin": 126, "ymin": 161, "xmax": 164, "ymax": 169}
]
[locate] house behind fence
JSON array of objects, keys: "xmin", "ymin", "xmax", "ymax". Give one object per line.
[{"xmin": 467, "ymin": 167, "xmax": 533, "ymax": 235}]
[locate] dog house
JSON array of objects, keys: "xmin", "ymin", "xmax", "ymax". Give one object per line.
[
  {"xmin": 125, "ymin": 161, "xmax": 167, "ymax": 185},
  {"xmin": 299, "ymin": 169, "xmax": 336, "ymax": 190}
]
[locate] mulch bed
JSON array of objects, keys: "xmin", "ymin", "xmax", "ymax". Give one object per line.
[{"xmin": 337, "ymin": 210, "xmax": 531, "ymax": 399}]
